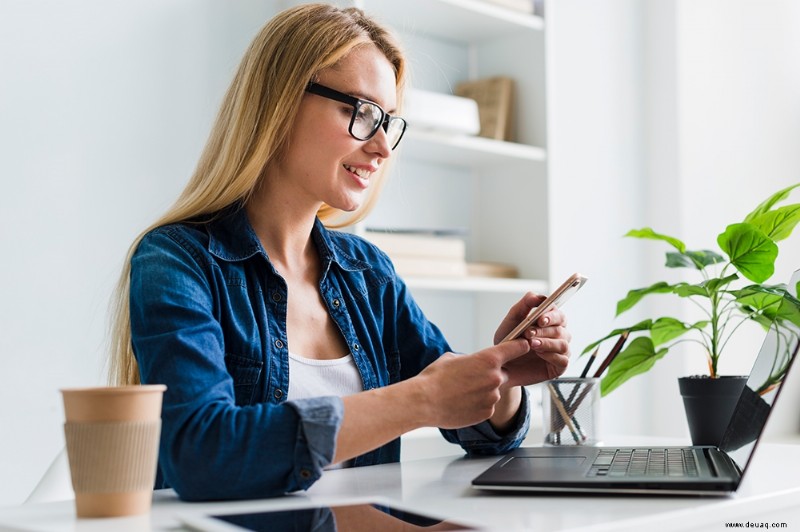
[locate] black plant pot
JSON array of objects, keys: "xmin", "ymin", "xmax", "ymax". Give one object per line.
[{"xmin": 678, "ymin": 376, "xmax": 747, "ymax": 446}]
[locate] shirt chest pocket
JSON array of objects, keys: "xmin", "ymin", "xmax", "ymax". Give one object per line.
[{"xmin": 224, "ymin": 354, "xmax": 264, "ymax": 406}]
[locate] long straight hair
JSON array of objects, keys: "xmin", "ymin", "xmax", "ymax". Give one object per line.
[{"xmin": 108, "ymin": 4, "xmax": 406, "ymax": 385}]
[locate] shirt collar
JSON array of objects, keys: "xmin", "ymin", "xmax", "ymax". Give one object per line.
[{"xmin": 205, "ymin": 205, "xmax": 368, "ymax": 273}]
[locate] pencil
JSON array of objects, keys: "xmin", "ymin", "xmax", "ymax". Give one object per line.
[
  {"xmin": 579, "ymin": 347, "xmax": 599, "ymax": 378},
  {"xmin": 553, "ymin": 380, "xmax": 587, "ymax": 441},
  {"xmin": 592, "ymin": 331, "xmax": 629, "ymax": 379},
  {"xmin": 547, "ymin": 382, "xmax": 582, "ymax": 443},
  {"xmin": 564, "ymin": 332, "xmax": 630, "ymax": 421},
  {"xmin": 564, "ymin": 348, "xmax": 598, "ymax": 424}
]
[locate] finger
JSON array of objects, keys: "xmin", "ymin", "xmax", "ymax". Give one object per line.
[
  {"xmin": 505, "ymin": 292, "xmax": 546, "ymax": 325},
  {"xmin": 535, "ymin": 349, "xmax": 571, "ymax": 372},
  {"xmin": 531, "ymin": 337, "xmax": 571, "ymax": 355},
  {"xmin": 525, "ymin": 325, "xmax": 572, "ymax": 343},
  {"xmin": 494, "ymin": 292, "xmax": 547, "ymax": 345},
  {"xmin": 479, "ymin": 338, "xmax": 530, "ymax": 366},
  {"xmin": 536, "ymin": 307, "xmax": 567, "ymax": 328}
]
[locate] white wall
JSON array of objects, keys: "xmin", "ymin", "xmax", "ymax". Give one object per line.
[
  {"xmin": 673, "ymin": 0, "xmax": 800, "ymax": 436},
  {"xmin": 0, "ymin": 0, "xmax": 273, "ymax": 506},
  {"xmin": 547, "ymin": 0, "xmax": 800, "ymax": 439},
  {"xmin": 546, "ymin": 0, "xmax": 655, "ymax": 438}
]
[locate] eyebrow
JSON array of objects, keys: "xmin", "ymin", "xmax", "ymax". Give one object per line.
[{"xmin": 342, "ymin": 86, "xmax": 398, "ymax": 114}]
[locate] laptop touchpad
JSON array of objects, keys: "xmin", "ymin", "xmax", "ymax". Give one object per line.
[{"xmin": 501, "ymin": 456, "xmax": 586, "ymax": 470}]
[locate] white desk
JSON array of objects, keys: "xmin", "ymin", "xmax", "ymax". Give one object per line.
[{"xmin": 2, "ymin": 441, "xmax": 800, "ymax": 532}]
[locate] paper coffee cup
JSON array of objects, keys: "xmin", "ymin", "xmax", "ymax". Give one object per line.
[{"xmin": 61, "ymin": 385, "xmax": 166, "ymax": 518}]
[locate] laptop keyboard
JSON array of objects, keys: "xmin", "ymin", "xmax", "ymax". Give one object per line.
[{"xmin": 587, "ymin": 449, "xmax": 699, "ymax": 478}]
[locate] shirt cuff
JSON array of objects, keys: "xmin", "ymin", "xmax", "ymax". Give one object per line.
[{"xmin": 284, "ymin": 396, "xmax": 344, "ymax": 490}]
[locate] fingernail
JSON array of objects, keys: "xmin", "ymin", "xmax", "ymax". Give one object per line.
[
  {"xmin": 541, "ymin": 317, "xmax": 550, "ymax": 326},
  {"xmin": 531, "ymin": 339, "xmax": 542, "ymax": 348}
]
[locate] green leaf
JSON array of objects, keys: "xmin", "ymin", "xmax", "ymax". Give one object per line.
[
  {"xmin": 665, "ymin": 250, "xmax": 726, "ymax": 270},
  {"xmin": 616, "ymin": 282, "xmax": 673, "ymax": 316},
  {"xmin": 625, "ymin": 228, "xmax": 686, "ymax": 253},
  {"xmin": 733, "ymin": 284, "xmax": 800, "ymax": 329},
  {"xmin": 704, "ymin": 273, "xmax": 739, "ymax": 293},
  {"xmin": 773, "ymin": 296, "xmax": 800, "ymax": 329},
  {"xmin": 580, "ymin": 320, "xmax": 654, "ymax": 355},
  {"xmin": 717, "ymin": 223, "xmax": 778, "ymax": 283},
  {"xmin": 650, "ymin": 318, "xmax": 707, "ymax": 346},
  {"xmin": 600, "ymin": 337, "xmax": 669, "ymax": 396},
  {"xmin": 747, "ymin": 204, "xmax": 800, "ymax": 242},
  {"xmin": 670, "ymin": 275, "xmax": 738, "ymax": 300},
  {"xmin": 744, "ymin": 183, "xmax": 800, "ymax": 223},
  {"xmin": 732, "ymin": 284, "xmax": 786, "ymax": 311},
  {"xmin": 672, "ymin": 282, "xmax": 710, "ymax": 298}
]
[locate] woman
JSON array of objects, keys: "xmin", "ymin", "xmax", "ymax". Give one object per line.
[{"xmin": 109, "ymin": 3, "xmax": 571, "ymax": 501}]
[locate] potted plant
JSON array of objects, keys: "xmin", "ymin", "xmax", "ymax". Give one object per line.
[{"xmin": 583, "ymin": 183, "xmax": 800, "ymax": 445}]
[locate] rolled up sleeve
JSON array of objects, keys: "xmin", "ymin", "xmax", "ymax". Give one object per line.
[{"xmin": 285, "ymin": 397, "xmax": 343, "ymax": 487}]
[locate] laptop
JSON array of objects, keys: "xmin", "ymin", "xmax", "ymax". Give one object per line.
[{"xmin": 472, "ymin": 269, "xmax": 800, "ymax": 496}]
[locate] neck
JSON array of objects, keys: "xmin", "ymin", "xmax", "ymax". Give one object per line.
[{"xmin": 245, "ymin": 181, "xmax": 321, "ymax": 272}]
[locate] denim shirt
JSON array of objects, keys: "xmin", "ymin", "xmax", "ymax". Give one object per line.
[{"xmin": 129, "ymin": 205, "xmax": 530, "ymax": 501}]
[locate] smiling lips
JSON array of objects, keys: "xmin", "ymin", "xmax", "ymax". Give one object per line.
[
  {"xmin": 344, "ymin": 163, "xmax": 374, "ymax": 188},
  {"xmin": 344, "ymin": 164, "xmax": 372, "ymax": 179}
]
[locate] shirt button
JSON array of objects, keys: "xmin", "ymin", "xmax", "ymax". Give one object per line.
[
  {"xmin": 275, "ymin": 339, "xmax": 284, "ymax": 349},
  {"xmin": 272, "ymin": 292, "xmax": 282, "ymax": 302},
  {"xmin": 273, "ymin": 389, "xmax": 283, "ymax": 400},
  {"xmin": 299, "ymin": 468, "xmax": 312, "ymax": 479},
  {"xmin": 332, "ymin": 298, "xmax": 340, "ymax": 308},
  {"xmin": 352, "ymin": 343, "xmax": 360, "ymax": 351}
]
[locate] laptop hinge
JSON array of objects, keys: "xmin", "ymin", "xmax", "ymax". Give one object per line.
[
  {"xmin": 705, "ymin": 447, "xmax": 741, "ymax": 479},
  {"xmin": 704, "ymin": 448, "xmax": 721, "ymax": 477}
]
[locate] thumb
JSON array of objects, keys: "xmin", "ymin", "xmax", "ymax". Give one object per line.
[{"xmin": 481, "ymin": 338, "xmax": 529, "ymax": 366}]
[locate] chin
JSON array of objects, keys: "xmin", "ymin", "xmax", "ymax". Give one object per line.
[{"xmin": 331, "ymin": 193, "xmax": 366, "ymax": 213}]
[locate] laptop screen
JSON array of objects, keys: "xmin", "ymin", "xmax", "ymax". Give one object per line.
[{"xmin": 720, "ymin": 269, "xmax": 800, "ymax": 476}]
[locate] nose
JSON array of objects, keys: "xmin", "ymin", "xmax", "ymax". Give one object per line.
[{"xmin": 365, "ymin": 126, "xmax": 392, "ymax": 158}]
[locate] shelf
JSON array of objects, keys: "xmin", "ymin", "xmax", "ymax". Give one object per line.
[
  {"xmin": 365, "ymin": 0, "xmax": 543, "ymax": 43},
  {"xmin": 401, "ymin": 129, "xmax": 546, "ymax": 168},
  {"xmin": 405, "ymin": 276, "xmax": 547, "ymax": 294}
]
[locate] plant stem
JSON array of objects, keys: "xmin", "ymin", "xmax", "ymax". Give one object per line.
[{"xmin": 709, "ymin": 287, "xmax": 721, "ymax": 378}]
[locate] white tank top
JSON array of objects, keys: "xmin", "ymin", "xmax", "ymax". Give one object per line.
[
  {"xmin": 287, "ymin": 351, "xmax": 363, "ymax": 470},
  {"xmin": 286, "ymin": 351, "xmax": 363, "ymax": 401}
]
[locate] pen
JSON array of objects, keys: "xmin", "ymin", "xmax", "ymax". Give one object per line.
[{"xmin": 592, "ymin": 331, "xmax": 629, "ymax": 379}]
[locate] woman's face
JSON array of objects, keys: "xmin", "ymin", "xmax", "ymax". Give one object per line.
[{"xmin": 276, "ymin": 44, "xmax": 399, "ymax": 213}]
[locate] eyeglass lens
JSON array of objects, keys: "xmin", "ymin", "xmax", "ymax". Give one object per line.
[{"xmin": 352, "ymin": 102, "xmax": 405, "ymax": 149}]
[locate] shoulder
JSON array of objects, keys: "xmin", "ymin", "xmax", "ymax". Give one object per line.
[
  {"xmin": 325, "ymin": 230, "xmax": 396, "ymax": 275},
  {"xmin": 133, "ymin": 222, "xmax": 213, "ymax": 270}
]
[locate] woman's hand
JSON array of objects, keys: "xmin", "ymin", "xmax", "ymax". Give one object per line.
[
  {"xmin": 413, "ymin": 340, "xmax": 531, "ymax": 430},
  {"xmin": 407, "ymin": 292, "xmax": 572, "ymax": 433},
  {"xmin": 494, "ymin": 292, "xmax": 572, "ymax": 387}
]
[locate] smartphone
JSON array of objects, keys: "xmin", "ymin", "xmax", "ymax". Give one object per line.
[{"xmin": 500, "ymin": 272, "xmax": 588, "ymax": 343}]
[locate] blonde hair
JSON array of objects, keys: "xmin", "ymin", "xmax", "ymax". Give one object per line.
[{"xmin": 108, "ymin": 4, "xmax": 406, "ymax": 385}]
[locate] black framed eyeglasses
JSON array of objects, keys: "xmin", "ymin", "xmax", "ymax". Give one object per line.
[{"xmin": 305, "ymin": 82, "xmax": 407, "ymax": 150}]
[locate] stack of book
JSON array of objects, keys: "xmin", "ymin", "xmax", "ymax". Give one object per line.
[
  {"xmin": 364, "ymin": 230, "xmax": 520, "ymax": 279},
  {"xmin": 454, "ymin": 76, "xmax": 515, "ymax": 142},
  {"xmin": 364, "ymin": 230, "xmax": 468, "ymax": 277}
]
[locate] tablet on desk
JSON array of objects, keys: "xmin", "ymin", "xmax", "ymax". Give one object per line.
[{"xmin": 179, "ymin": 499, "xmax": 482, "ymax": 531}]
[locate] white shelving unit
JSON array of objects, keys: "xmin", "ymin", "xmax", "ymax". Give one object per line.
[
  {"xmin": 359, "ymin": 0, "xmax": 551, "ymax": 351},
  {"xmin": 402, "ymin": 129, "xmax": 547, "ymax": 168}
]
